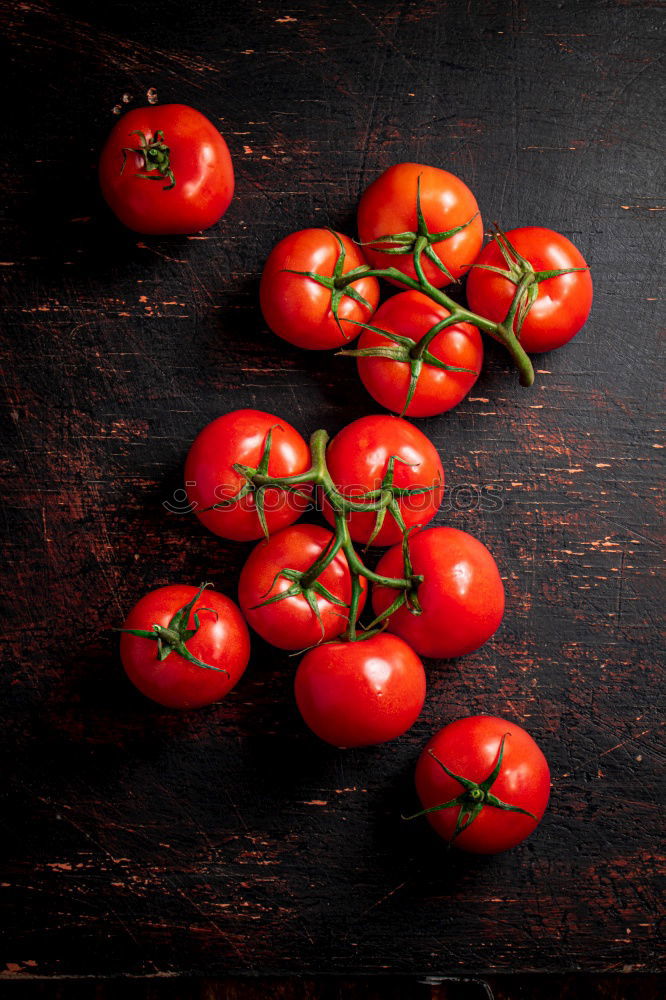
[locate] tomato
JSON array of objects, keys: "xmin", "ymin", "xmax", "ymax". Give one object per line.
[
  {"xmin": 372, "ymin": 526, "xmax": 504, "ymax": 658},
  {"xmin": 357, "ymin": 163, "xmax": 483, "ymax": 288},
  {"xmin": 294, "ymin": 634, "xmax": 426, "ymax": 747},
  {"xmin": 413, "ymin": 716, "xmax": 550, "ymax": 853},
  {"xmin": 120, "ymin": 583, "xmax": 250, "ymax": 709},
  {"xmin": 238, "ymin": 524, "xmax": 367, "ymax": 650},
  {"xmin": 185, "ymin": 409, "xmax": 311, "ymax": 542},
  {"xmin": 353, "ymin": 290, "xmax": 483, "ymax": 416},
  {"xmin": 99, "ymin": 104, "xmax": 234, "ymax": 235},
  {"xmin": 323, "ymin": 415, "xmax": 444, "ymax": 546},
  {"xmin": 260, "ymin": 229, "xmax": 380, "ymax": 349},
  {"xmin": 466, "ymin": 227, "xmax": 593, "ymax": 353}
]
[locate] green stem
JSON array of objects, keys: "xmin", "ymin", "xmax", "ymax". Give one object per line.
[
  {"xmin": 337, "ymin": 265, "xmax": 535, "ymax": 386},
  {"xmin": 410, "ymin": 314, "xmax": 461, "ymax": 361},
  {"xmin": 299, "ymin": 530, "xmax": 343, "ymax": 589},
  {"xmin": 336, "ymin": 515, "xmax": 418, "ymax": 642},
  {"xmin": 244, "ymin": 427, "xmax": 422, "ymax": 640}
]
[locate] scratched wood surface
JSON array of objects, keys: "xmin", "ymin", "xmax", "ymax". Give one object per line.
[{"xmin": 0, "ymin": 0, "xmax": 664, "ymax": 984}]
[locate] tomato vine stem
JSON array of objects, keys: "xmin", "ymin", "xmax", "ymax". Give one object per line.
[
  {"xmin": 335, "ymin": 264, "xmax": 535, "ymax": 388},
  {"xmin": 210, "ymin": 427, "xmax": 430, "ymax": 642}
]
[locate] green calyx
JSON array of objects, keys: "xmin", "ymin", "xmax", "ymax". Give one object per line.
[
  {"xmin": 118, "ymin": 582, "xmax": 227, "ymax": 674},
  {"xmin": 473, "ymin": 225, "xmax": 589, "ymax": 342},
  {"xmin": 282, "ymin": 229, "xmax": 374, "ymax": 338},
  {"xmin": 252, "ymin": 565, "xmax": 350, "ymax": 644},
  {"xmin": 339, "ymin": 314, "xmax": 479, "ymax": 416},
  {"xmin": 359, "ymin": 175, "xmax": 478, "ymax": 285},
  {"xmin": 121, "ymin": 129, "xmax": 176, "ymax": 190},
  {"xmin": 404, "ymin": 734, "xmax": 536, "ymax": 842},
  {"xmin": 202, "ymin": 426, "xmax": 312, "ymax": 540}
]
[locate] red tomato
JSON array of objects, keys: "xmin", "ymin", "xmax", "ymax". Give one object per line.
[
  {"xmin": 294, "ymin": 634, "xmax": 426, "ymax": 747},
  {"xmin": 354, "ymin": 290, "xmax": 483, "ymax": 416},
  {"xmin": 357, "ymin": 163, "xmax": 483, "ymax": 288},
  {"xmin": 185, "ymin": 409, "xmax": 311, "ymax": 541},
  {"xmin": 120, "ymin": 584, "xmax": 250, "ymax": 709},
  {"xmin": 323, "ymin": 415, "xmax": 444, "ymax": 547},
  {"xmin": 238, "ymin": 524, "xmax": 367, "ymax": 650},
  {"xmin": 260, "ymin": 229, "xmax": 380, "ymax": 349},
  {"xmin": 414, "ymin": 716, "xmax": 550, "ymax": 853},
  {"xmin": 466, "ymin": 227, "xmax": 593, "ymax": 353},
  {"xmin": 372, "ymin": 526, "xmax": 504, "ymax": 658},
  {"xmin": 99, "ymin": 104, "xmax": 234, "ymax": 234}
]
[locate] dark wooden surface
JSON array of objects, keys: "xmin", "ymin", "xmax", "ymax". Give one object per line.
[
  {"xmin": 1, "ymin": 0, "xmax": 664, "ymax": 984},
  {"xmin": 0, "ymin": 973, "xmax": 664, "ymax": 999}
]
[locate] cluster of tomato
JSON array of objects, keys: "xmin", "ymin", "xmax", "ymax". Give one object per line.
[
  {"xmin": 259, "ymin": 161, "xmax": 593, "ymax": 407},
  {"xmin": 102, "ymin": 103, "xmax": 591, "ymax": 854}
]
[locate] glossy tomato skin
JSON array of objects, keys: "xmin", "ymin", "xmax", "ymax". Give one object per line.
[
  {"xmin": 356, "ymin": 290, "xmax": 483, "ymax": 416},
  {"xmin": 295, "ymin": 634, "xmax": 426, "ymax": 747},
  {"xmin": 357, "ymin": 163, "xmax": 483, "ymax": 288},
  {"xmin": 323, "ymin": 415, "xmax": 444, "ymax": 546},
  {"xmin": 120, "ymin": 585, "xmax": 250, "ymax": 709},
  {"xmin": 238, "ymin": 523, "xmax": 367, "ymax": 650},
  {"xmin": 466, "ymin": 227, "xmax": 593, "ymax": 353},
  {"xmin": 372, "ymin": 526, "xmax": 504, "ymax": 658},
  {"xmin": 260, "ymin": 229, "xmax": 380, "ymax": 349},
  {"xmin": 185, "ymin": 409, "xmax": 311, "ymax": 542},
  {"xmin": 415, "ymin": 716, "xmax": 550, "ymax": 853},
  {"xmin": 99, "ymin": 105, "xmax": 234, "ymax": 234}
]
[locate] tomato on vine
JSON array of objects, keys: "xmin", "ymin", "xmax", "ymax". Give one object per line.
[
  {"xmin": 343, "ymin": 290, "xmax": 483, "ymax": 416},
  {"xmin": 357, "ymin": 163, "xmax": 484, "ymax": 288},
  {"xmin": 294, "ymin": 633, "xmax": 426, "ymax": 747},
  {"xmin": 372, "ymin": 526, "xmax": 504, "ymax": 658},
  {"xmin": 323, "ymin": 415, "xmax": 444, "ymax": 547},
  {"xmin": 466, "ymin": 226, "xmax": 593, "ymax": 353},
  {"xmin": 411, "ymin": 716, "xmax": 550, "ymax": 853},
  {"xmin": 260, "ymin": 228, "xmax": 380, "ymax": 349},
  {"xmin": 185, "ymin": 409, "xmax": 311, "ymax": 541},
  {"xmin": 99, "ymin": 104, "xmax": 234, "ymax": 234},
  {"xmin": 119, "ymin": 583, "xmax": 250, "ymax": 709},
  {"xmin": 238, "ymin": 523, "xmax": 367, "ymax": 650}
]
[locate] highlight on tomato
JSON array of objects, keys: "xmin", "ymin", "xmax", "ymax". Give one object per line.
[
  {"xmin": 323, "ymin": 414, "xmax": 444, "ymax": 547},
  {"xmin": 294, "ymin": 633, "xmax": 426, "ymax": 747},
  {"xmin": 119, "ymin": 583, "xmax": 250, "ymax": 709},
  {"xmin": 260, "ymin": 228, "xmax": 380, "ymax": 349},
  {"xmin": 184, "ymin": 409, "xmax": 311, "ymax": 542},
  {"xmin": 357, "ymin": 162, "xmax": 484, "ymax": 288},
  {"xmin": 466, "ymin": 226, "xmax": 593, "ymax": 353},
  {"xmin": 372, "ymin": 526, "xmax": 505, "ymax": 658},
  {"xmin": 411, "ymin": 715, "xmax": 550, "ymax": 853},
  {"xmin": 99, "ymin": 104, "xmax": 234, "ymax": 234},
  {"xmin": 344, "ymin": 290, "xmax": 483, "ymax": 416},
  {"xmin": 238, "ymin": 523, "xmax": 367, "ymax": 650}
]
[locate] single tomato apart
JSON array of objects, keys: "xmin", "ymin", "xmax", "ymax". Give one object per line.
[
  {"xmin": 295, "ymin": 633, "xmax": 426, "ymax": 747},
  {"xmin": 372, "ymin": 526, "xmax": 505, "ymax": 658},
  {"xmin": 357, "ymin": 162, "xmax": 483, "ymax": 288},
  {"xmin": 99, "ymin": 104, "xmax": 234, "ymax": 234},
  {"xmin": 260, "ymin": 228, "xmax": 380, "ymax": 349},
  {"xmin": 119, "ymin": 583, "xmax": 250, "ymax": 709},
  {"xmin": 353, "ymin": 290, "xmax": 483, "ymax": 416},
  {"xmin": 466, "ymin": 226, "xmax": 593, "ymax": 353},
  {"xmin": 323, "ymin": 414, "xmax": 444, "ymax": 546},
  {"xmin": 185, "ymin": 409, "xmax": 311, "ymax": 542},
  {"xmin": 238, "ymin": 523, "xmax": 367, "ymax": 650},
  {"xmin": 414, "ymin": 715, "xmax": 550, "ymax": 853}
]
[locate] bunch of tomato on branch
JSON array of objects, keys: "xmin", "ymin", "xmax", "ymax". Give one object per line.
[{"xmin": 101, "ymin": 102, "xmax": 591, "ymax": 854}]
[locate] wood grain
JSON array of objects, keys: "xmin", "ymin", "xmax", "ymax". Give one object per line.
[{"xmin": 0, "ymin": 0, "xmax": 664, "ymax": 982}]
